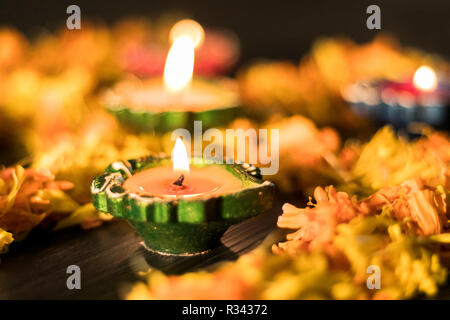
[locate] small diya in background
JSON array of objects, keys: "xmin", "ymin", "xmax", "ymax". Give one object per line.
[
  {"xmin": 104, "ymin": 19, "xmax": 240, "ymax": 133},
  {"xmin": 342, "ymin": 65, "xmax": 450, "ymax": 131},
  {"xmin": 91, "ymin": 138, "xmax": 274, "ymax": 255},
  {"xmin": 117, "ymin": 19, "xmax": 239, "ymax": 77}
]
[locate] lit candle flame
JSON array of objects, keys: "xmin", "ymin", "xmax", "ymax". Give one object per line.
[
  {"xmin": 169, "ymin": 19, "xmax": 205, "ymax": 48},
  {"xmin": 413, "ymin": 65, "xmax": 438, "ymax": 92},
  {"xmin": 172, "ymin": 138, "xmax": 190, "ymax": 173},
  {"xmin": 163, "ymin": 36, "xmax": 195, "ymax": 93},
  {"xmin": 163, "ymin": 19, "xmax": 204, "ymax": 94}
]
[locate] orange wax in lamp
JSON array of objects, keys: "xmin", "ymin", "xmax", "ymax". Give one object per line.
[{"xmin": 123, "ymin": 138, "xmax": 242, "ymax": 199}]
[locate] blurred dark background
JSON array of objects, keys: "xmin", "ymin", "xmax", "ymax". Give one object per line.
[{"xmin": 0, "ymin": 0, "xmax": 449, "ymax": 68}]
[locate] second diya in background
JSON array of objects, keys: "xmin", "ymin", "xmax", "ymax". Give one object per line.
[{"xmin": 104, "ymin": 19, "xmax": 240, "ymax": 133}]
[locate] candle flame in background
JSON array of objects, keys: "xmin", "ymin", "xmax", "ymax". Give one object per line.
[
  {"xmin": 163, "ymin": 19, "xmax": 204, "ymax": 94},
  {"xmin": 169, "ymin": 19, "xmax": 205, "ymax": 48},
  {"xmin": 413, "ymin": 65, "xmax": 438, "ymax": 92},
  {"xmin": 163, "ymin": 36, "xmax": 195, "ymax": 93},
  {"xmin": 172, "ymin": 138, "xmax": 190, "ymax": 173}
]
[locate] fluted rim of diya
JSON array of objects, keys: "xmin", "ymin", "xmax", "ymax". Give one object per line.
[
  {"xmin": 102, "ymin": 77, "xmax": 241, "ymax": 133},
  {"xmin": 91, "ymin": 155, "xmax": 274, "ymax": 223}
]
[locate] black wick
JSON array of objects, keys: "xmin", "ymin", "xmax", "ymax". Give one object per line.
[{"xmin": 172, "ymin": 174, "xmax": 185, "ymax": 186}]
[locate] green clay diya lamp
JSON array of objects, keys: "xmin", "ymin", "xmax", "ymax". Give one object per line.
[
  {"xmin": 90, "ymin": 139, "xmax": 274, "ymax": 255},
  {"xmin": 103, "ymin": 20, "xmax": 240, "ymax": 133},
  {"xmin": 103, "ymin": 77, "xmax": 239, "ymax": 133}
]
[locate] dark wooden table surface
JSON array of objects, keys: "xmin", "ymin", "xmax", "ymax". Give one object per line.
[
  {"xmin": 1, "ymin": 194, "xmax": 449, "ymax": 300},
  {"xmin": 0, "ymin": 197, "xmax": 293, "ymax": 299}
]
